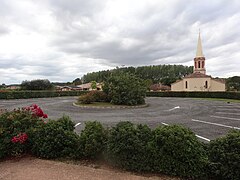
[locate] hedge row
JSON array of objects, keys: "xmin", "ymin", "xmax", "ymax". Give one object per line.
[
  {"xmin": 147, "ymin": 91, "xmax": 240, "ymax": 100},
  {"xmin": 0, "ymin": 90, "xmax": 88, "ymax": 99},
  {"xmin": 1, "ymin": 90, "xmax": 239, "ymax": 100},
  {"xmin": 1, "ymin": 106, "xmax": 239, "ymax": 179}
]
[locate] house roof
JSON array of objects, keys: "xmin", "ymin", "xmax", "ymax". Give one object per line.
[
  {"xmin": 184, "ymin": 72, "xmax": 211, "ymax": 78},
  {"xmin": 212, "ymin": 78, "xmax": 226, "ymax": 84},
  {"xmin": 77, "ymin": 83, "xmax": 92, "ymax": 89}
]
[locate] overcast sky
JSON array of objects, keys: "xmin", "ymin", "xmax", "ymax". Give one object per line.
[{"xmin": 0, "ymin": 0, "xmax": 239, "ymax": 84}]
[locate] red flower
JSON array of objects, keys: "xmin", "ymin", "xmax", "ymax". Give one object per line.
[
  {"xmin": 25, "ymin": 104, "xmax": 48, "ymax": 119},
  {"xmin": 11, "ymin": 133, "xmax": 28, "ymax": 144}
]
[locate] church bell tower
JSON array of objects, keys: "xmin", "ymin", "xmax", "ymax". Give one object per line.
[{"xmin": 194, "ymin": 32, "xmax": 206, "ymax": 74}]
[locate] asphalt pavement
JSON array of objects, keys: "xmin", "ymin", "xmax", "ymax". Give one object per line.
[{"xmin": 1, "ymin": 97, "xmax": 240, "ymax": 141}]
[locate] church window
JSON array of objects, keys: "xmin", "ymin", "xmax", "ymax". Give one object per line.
[
  {"xmin": 198, "ymin": 61, "xmax": 201, "ymax": 68},
  {"xmin": 205, "ymin": 81, "xmax": 208, "ymax": 88},
  {"xmin": 185, "ymin": 81, "xmax": 188, "ymax": 89},
  {"xmin": 202, "ymin": 61, "xmax": 204, "ymax": 68}
]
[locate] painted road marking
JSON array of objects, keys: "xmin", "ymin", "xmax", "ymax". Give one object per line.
[
  {"xmin": 166, "ymin": 106, "xmax": 180, "ymax": 111},
  {"xmin": 210, "ymin": 115, "xmax": 240, "ymax": 121},
  {"xmin": 215, "ymin": 105, "xmax": 240, "ymax": 108},
  {"xmin": 195, "ymin": 135, "xmax": 210, "ymax": 142},
  {"xmin": 192, "ymin": 119, "xmax": 240, "ymax": 130},
  {"xmin": 161, "ymin": 122, "xmax": 169, "ymax": 126},
  {"xmin": 161, "ymin": 122, "xmax": 210, "ymax": 142},
  {"xmin": 217, "ymin": 108, "xmax": 240, "ymax": 111},
  {"xmin": 74, "ymin": 123, "xmax": 81, "ymax": 127},
  {"xmin": 216, "ymin": 112, "xmax": 240, "ymax": 116}
]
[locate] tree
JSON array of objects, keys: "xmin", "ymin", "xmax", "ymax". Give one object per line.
[
  {"xmin": 81, "ymin": 65, "xmax": 193, "ymax": 84},
  {"xmin": 91, "ymin": 81, "xmax": 97, "ymax": 90},
  {"xmin": 103, "ymin": 73, "xmax": 147, "ymax": 105},
  {"xmin": 21, "ymin": 79, "xmax": 53, "ymax": 90},
  {"xmin": 226, "ymin": 76, "xmax": 240, "ymax": 91},
  {"xmin": 72, "ymin": 78, "xmax": 82, "ymax": 86}
]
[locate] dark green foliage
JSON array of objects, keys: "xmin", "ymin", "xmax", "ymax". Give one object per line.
[
  {"xmin": 0, "ymin": 131, "xmax": 10, "ymax": 159},
  {"xmin": 21, "ymin": 79, "xmax": 53, "ymax": 90},
  {"xmin": 56, "ymin": 115, "xmax": 75, "ymax": 131},
  {"xmin": 30, "ymin": 120, "xmax": 79, "ymax": 159},
  {"xmin": 89, "ymin": 91, "xmax": 108, "ymax": 102},
  {"xmin": 78, "ymin": 91, "xmax": 108, "ymax": 104},
  {"xmin": 107, "ymin": 121, "xmax": 153, "ymax": 172},
  {"xmin": 104, "ymin": 73, "xmax": 147, "ymax": 105},
  {"xmin": 226, "ymin": 76, "xmax": 240, "ymax": 91},
  {"xmin": 0, "ymin": 108, "xmax": 45, "ymax": 157},
  {"xmin": 78, "ymin": 121, "xmax": 107, "ymax": 159},
  {"xmin": 208, "ymin": 130, "xmax": 240, "ymax": 180},
  {"xmin": 0, "ymin": 90, "xmax": 88, "ymax": 99},
  {"xmin": 151, "ymin": 125, "xmax": 208, "ymax": 178},
  {"xmin": 82, "ymin": 65, "xmax": 193, "ymax": 84},
  {"xmin": 146, "ymin": 91, "xmax": 240, "ymax": 100},
  {"xmin": 78, "ymin": 93, "xmax": 95, "ymax": 104},
  {"xmin": 72, "ymin": 78, "xmax": 82, "ymax": 86}
]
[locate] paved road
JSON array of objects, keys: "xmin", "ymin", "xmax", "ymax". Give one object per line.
[{"xmin": 1, "ymin": 97, "xmax": 240, "ymax": 141}]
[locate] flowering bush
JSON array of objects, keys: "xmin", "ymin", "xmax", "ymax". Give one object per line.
[
  {"xmin": 78, "ymin": 91, "xmax": 108, "ymax": 104},
  {"xmin": 0, "ymin": 104, "xmax": 48, "ymax": 158},
  {"xmin": 11, "ymin": 133, "xmax": 28, "ymax": 144},
  {"xmin": 25, "ymin": 104, "xmax": 48, "ymax": 119}
]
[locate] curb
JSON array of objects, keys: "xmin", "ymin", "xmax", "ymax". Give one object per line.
[{"xmin": 72, "ymin": 102, "xmax": 149, "ymax": 109}]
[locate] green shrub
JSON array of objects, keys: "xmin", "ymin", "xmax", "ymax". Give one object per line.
[
  {"xmin": 56, "ymin": 115, "xmax": 75, "ymax": 131},
  {"xmin": 103, "ymin": 73, "xmax": 147, "ymax": 105},
  {"xmin": 88, "ymin": 90, "xmax": 108, "ymax": 102},
  {"xmin": 78, "ymin": 93, "xmax": 95, "ymax": 104},
  {"xmin": 78, "ymin": 91, "xmax": 108, "ymax": 104},
  {"xmin": 146, "ymin": 91, "xmax": 240, "ymax": 100},
  {"xmin": 0, "ymin": 106, "xmax": 47, "ymax": 157},
  {"xmin": 107, "ymin": 121, "xmax": 153, "ymax": 171},
  {"xmin": 0, "ymin": 131, "xmax": 10, "ymax": 159},
  {"xmin": 0, "ymin": 90, "xmax": 88, "ymax": 99},
  {"xmin": 208, "ymin": 130, "xmax": 240, "ymax": 180},
  {"xmin": 151, "ymin": 125, "xmax": 208, "ymax": 178},
  {"xmin": 78, "ymin": 121, "xmax": 107, "ymax": 159},
  {"xmin": 30, "ymin": 120, "xmax": 79, "ymax": 159}
]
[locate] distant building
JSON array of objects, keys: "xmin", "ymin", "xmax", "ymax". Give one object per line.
[
  {"xmin": 150, "ymin": 83, "xmax": 171, "ymax": 91},
  {"xmin": 77, "ymin": 82, "xmax": 102, "ymax": 91},
  {"xmin": 171, "ymin": 33, "xmax": 225, "ymax": 92},
  {"xmin": 6, "ymin": 85, "xmax": 21, "ymax": 90}
]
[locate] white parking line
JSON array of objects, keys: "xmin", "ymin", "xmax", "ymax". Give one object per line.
[
  {"xmin": 195, "ymin": 135, "xmax": 210, "ymax": 142},
  {"xmin": 216, "ymin": 105, "xmax": 240, "ymax": 107},
  {"xmin": 210, "ymin": 115, "xmax": 240, "ymax": 121},
  {"xmin": 74, "ymin": 123, "xmax": 81, "ymax": 127},
  {"xmin": 166, "ymin": 106, "xmax": 180, "ymax": 111},
  {"xmin": 161, "ymin": 122, "xmax": 169, "ymax": 126},
  {"xmin": 192, "ymin": 119, "xmax": 240, "ymax": 130},
  {"xmin": 161, "ymin": 122, "xmax": 210, "ymax": 142},
  {"xmin": 217, "ymin": 108, "xmax": 240, "ymax": 111},
  {"xmin": 216, "ymin": 112, "xmax": 240, "ymax": 116}
]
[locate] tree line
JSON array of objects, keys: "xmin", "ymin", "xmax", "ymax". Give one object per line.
[{"xmin": 81, "ymin": 65, "xmax": 194, "ymax": 86}]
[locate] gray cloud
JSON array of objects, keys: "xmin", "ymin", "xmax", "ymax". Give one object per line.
[{"xmin": 0, "ymin": 0, "xmax": 239, "ymax": 84}]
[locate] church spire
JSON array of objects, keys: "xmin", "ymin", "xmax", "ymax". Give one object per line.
[
  {"xmin": 194, "ymin": 30, "xmax": 206, "ymax": 74},
  {"xmin": 196, "ymin": 31, "xmax": 204, "ymax": 57}
]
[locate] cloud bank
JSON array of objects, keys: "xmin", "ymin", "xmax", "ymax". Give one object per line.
[{"xmin": 0, "ymin": 0, "xmax": 239, "ymax": 84}]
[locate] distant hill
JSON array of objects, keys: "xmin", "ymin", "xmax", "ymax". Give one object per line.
[{"xmin": 81, "ymin": 65, "xmax": 193, "ymax": 86}]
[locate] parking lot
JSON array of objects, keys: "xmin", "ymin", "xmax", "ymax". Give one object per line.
[{"xmin": 0, "ymin": 97, "xmax": 239, "ymax": 142}]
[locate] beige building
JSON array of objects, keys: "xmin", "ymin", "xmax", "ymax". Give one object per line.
[{"xmin": 171, "ymin": 33, "xmax": 225, "ymax": 92}]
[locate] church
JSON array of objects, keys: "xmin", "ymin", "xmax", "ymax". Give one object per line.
[{"xmin": 171, "ymin": 33, "xmax": 225, "ymax": 92}]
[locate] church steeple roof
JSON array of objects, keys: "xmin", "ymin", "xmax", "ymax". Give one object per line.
[{"xmin": 196, "ymin": 31, "xmax": 204, "ymax": 57}]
